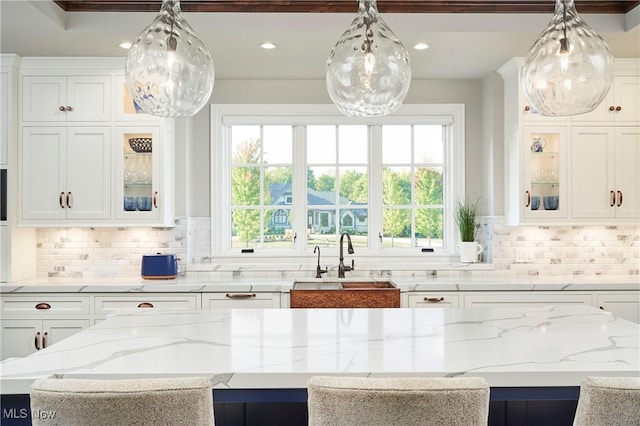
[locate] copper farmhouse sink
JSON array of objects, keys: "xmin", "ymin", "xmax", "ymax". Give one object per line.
[{"xmin": 290, "ymin": 280, "xmax": 400, "ymax": 308}]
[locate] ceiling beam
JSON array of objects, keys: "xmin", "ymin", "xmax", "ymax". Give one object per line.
[{"xmin": 53, "ymin": 1, "xmax": 640, "ymax": 14}]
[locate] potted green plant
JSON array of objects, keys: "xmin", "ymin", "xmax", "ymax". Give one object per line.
[{"xmin": 454, "ymin": 198, "xmax": 483, "ymax": 263}]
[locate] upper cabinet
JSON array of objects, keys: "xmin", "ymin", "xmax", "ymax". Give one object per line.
[
  {"xmin": 22, "ymin": 75, "xmax": 111, "ymax": 122},
  {"xmin": 498, "ymin": 58, "xmax": 639, "ymax": 225},
  {"xmin": 17, "ymin": 58, "xmax": 175, "ymax": 227},
  {"xmin": 1, "ymin": 71, "xmax": 8, "ymax": 165}
]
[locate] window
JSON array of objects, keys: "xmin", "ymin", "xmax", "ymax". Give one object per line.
[{"xmin": 211, "ymin": 105, "xmax": 464, "ymax": 260}]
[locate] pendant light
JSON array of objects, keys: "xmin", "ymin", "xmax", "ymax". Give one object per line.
[
  {"xmin": 125, "ymin": 0, "xmax": 214, "ymax": 118},
  {"xmin": 521, "ymin": 0, "xmax": 613, "ymax": 117},
  {"xmin": 326, "ymin": 0, "xmax": 411, "ymax": 118}
]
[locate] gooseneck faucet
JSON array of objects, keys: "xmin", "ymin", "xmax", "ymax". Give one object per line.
[
  {"xmin": 338, "ymin": 232, "xmax": 355, "ymax": 278},
  {"xmin": 314, "ymin": 246, "xmax": 327, "ymax": 279}
]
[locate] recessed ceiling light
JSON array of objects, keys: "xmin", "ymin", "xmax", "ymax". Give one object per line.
[
  {"xmin": 260, "ymin": 42, "xmax": 277, "ymax": 50},
  {"xmin": 119, "ymin": 42, "xmax": 132, "ymax": 49},
  {"xmin": 413, "ymin": 43, "xmax": 429, "ymax": 50}
]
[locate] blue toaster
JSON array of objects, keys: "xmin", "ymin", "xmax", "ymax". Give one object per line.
[{"xmin": 141, "ymin": 253, "xmax": 178, "ymax": 279}]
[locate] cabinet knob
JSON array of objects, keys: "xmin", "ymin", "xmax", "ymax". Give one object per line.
[
  {"xmin": 424, "ymin": 297, "xmax": 445, "ymax": 303},
  {"xmin": 137, "ymin": 302, "xmax": 154, "ymax": 308},
  {"xmin": 66, "ymin": 106, "xmax": 73, "ymax": 112},
  {"xmin": 35, "ymin": 332, "xmax": 41, "ymax": 350},
  {"xmin": 615, "ymin": 106, "xmax": 622, "ymax": 112},
  {"xmin": 609, "ymin": 106, "xmax": 615, "ymax": 111},
  {"xmin": 524, "ymin": 106, "xmax": 531, "ymax": 112},
  {"xmin": 59, "ymin": 106, "xmax": 66, "ymax": 112},
  {"xmin": 225, "ymin": 293, "xmax": 257, "ymax": 299},
  {"xmin": 35, "ymin": 302, "xmax": 51, "ymax": 310}
]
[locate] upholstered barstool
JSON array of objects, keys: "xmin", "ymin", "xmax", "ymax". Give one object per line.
[
  {"xmin": 307, "ymin": 376, "xmax": 490, "ymax": 426},
  {"xmin": 30, "ymin": 376, "xmax": 214, "ymax": 426},
  {"xmin": 573, "ymin": 376, "xmax": 640, "ymax": 426}
]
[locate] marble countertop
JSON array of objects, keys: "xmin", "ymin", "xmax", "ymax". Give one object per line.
[
  {"xmin": 1, "ymin": 275, "xmax": 639, "ymax": 293},
  {"xmin": 1, "ymin": 305, "xmax": 638, "ymax": 394}
]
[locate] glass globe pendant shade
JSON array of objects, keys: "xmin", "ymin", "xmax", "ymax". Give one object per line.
[
  {"xmin": 125, "ymin": 0, "xmax": 214, "ymax": 118},
  {"xmin": 326, "ymin": 0, "xmax": 411, "ymax": 117},
  {"xmin": 521, "ymin": 0, "xmax": 613, "ymax": 117}
]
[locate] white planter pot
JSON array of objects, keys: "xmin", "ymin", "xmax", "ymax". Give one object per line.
[{"xmin": 458, "ymin": 241, "xmax": 483, "ymax": 263}]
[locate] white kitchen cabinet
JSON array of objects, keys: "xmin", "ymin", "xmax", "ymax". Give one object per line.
[
  {"xmin": 463, "ymin": 292, "xmax": 593, "ymax": 308},
  {"xmin": 570, "ymin": 71, "xmax": 640, "ymax": 125},
  {"xmin": 203, "ymin": 292, "xmax": 282, "ymax": 309},
  {"xmin": 571, "ymin": 127, "xmax": 640, "ymax": 220},
  {"xmin": 406, "ymin": 292, "xmax": 460, "ymax": 308},
  {"xmin": 21, "ymin": 75, "xmax": 111, "ymax": 122},
  {"xmin": 0, "ymin": 225, "xmax": 6, "ymax": 282},
  {"xmin": 93, "ymin": 294, "xmax": 200, "ymax": 319},
  {"xmin": 21, "ymin": 126, "xmax": 111, "ymax": 222},
  {"xmin": 1, "ymin": 319, "xmax": 89, "ymax": 359},
  {"xmin": 0, "ymin": 294, "xmax": 91, "ymax": 360},
  {"xmin": 114, "ymin": 126, "xmax": 174, "ymax": 226},
  {"xmin": 595, "ymin": 292, "xmax": 640, "ymax": 323},
  {"xmin": 1, "ymin": 71, "xmax": 8, "ymax": 165}
]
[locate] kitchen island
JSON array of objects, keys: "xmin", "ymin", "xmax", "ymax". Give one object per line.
[{"xmin": 1, "ymin": 305, "xmax": 639, "ymax": 425}]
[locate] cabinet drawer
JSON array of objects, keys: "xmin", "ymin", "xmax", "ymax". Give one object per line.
[
  {"xmin": 94, "ymin": 294, "xmax": 199, "ymax": 316},
  {"xmin": 1, "ymin": 296, "xmax": 90, "ymax": 316},
  {"xmin": 463, "ymin": 292, "xmax": 592, "ymax": 308},
  {"xmin": 407, "ymin": 293, "xmax": 460, "ymax": 308},
  {"xmin": 203, "ymin": 292, "xmax": 281, "ymax": 309}
]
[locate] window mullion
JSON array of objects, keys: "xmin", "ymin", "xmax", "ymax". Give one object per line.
[
  {"xmin": 292, "ymin": 125, "xmax": 307, "ymax": 252},
  {"xmin": 369, "ymin": 125, "xmax": 383, "ymax": 251}
]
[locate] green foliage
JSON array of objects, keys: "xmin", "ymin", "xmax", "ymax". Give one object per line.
[
  {"xmin": 455, "ymin": 197, "xmax": 480, "ymax": 242},
  {"xmin": 382, "ymin": 169, "xmax": 410, "ymax": 245},
  {"xmin": 231, "ymin": 139, "xmax": 261, "ymax": 245},
  {"xmin": 232, "ymin": 209, "xmax": 260, "ymax": 247},
  {"xmin": 340, "ymin": 170, "xmax": 368, "ymax": 203},
  {"xmin": 307, "ymin": 168, "xmax": 317, "ymax": 190},
  {"xmin": 415, "ymin": 168, "xmax": 444, "ymax": 240},
  {"xmin": 316, "ymin": 174, "xmax": 336, "ymax": 192}
]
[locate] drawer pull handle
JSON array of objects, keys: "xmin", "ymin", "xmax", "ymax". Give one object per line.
[
  {"xmin": 137, "ymin": 302, "xmax": 154, "ymax": 308},
  {"xmin": 525, "ymin": 190, "xmax": 531, "ymax": 207},
  {"xmin": 35, "ymin": 303, "xmax": 51, "ymax": 310},
  {"xmin": 617, "ymin": 190, "xmax": 623, "ymax": 207},
  {"xmin": 610, "ymin": 190, "xmax": 616, "ymax": 207},
  {"xmin": 42, "ymin": 332, "xmax": 48, "ymax": 348},
  {"xmin": 424, "ymin": 297, "xmax": 445, "ymax": 303},
  {"xmin": 225, "ymin": 293, "xmax": 256, "ymax": 299},
  {"xmin": 153, "ymin": 191, "xmax": 159, "ymax": 208},
  {"xmin": 66, "ymin": 192, "xmax": 73, "ymax": 209},
  {"xmin": 59, "ymin": 192, "xmax": 65, "ymax": 209},
  {"xmin": 35, "ymin": 332, "xmax": 41, "ymax": 350}
]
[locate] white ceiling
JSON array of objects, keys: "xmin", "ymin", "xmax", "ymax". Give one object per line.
[{"xmin": 1, "ymin": 0, "xmax": 639, "ymax": 80}]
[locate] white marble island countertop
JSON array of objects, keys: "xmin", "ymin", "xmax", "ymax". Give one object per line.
[{"xmin": 1, "ymin": 305, "xmax": 638, "ymax": 394}]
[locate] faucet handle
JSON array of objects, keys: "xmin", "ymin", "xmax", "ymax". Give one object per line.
[
  {"xmin": 344, "ymin": 259, "xmax": 355, "ymax": 272},
  {"xmin": 316, "ymin": 265, "xmax": 328, "ymax": 279}
]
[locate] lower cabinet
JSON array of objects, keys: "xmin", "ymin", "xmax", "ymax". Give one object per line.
[
  {"xmin": 203, "ymin": 292, "xmax": 281, "ymax": 309},
  {"xmin": 0, "ymin": 319, "xmax": 89, "ymax": 360},
  {"xmin": 463, "ymin": 292, "xmax": 593, "ymax": 308},
  {"xmin": 595, "ymin": 291, "xmax": 640, "ymax": 323}
]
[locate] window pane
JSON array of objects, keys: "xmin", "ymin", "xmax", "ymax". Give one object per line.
[
  {"xmin": 264, "ymin": 208, "xmax": 294, "ymax": 249},
  {"xmin": 308, "ymin": 166, "xmax": 336, "ymax": 204},
  {"xmin": 383, "ymin": 167, "xmax": 411, "ymax": 206},
  {"xmin": 338, "ymin": 125, "xmax": 367, "ymax": 163},
  {"xmin": 415, "ymin": 208, "xmax": 443, "ymax": 248},
  {"xmin": 339, "ymin": 167, "xmax": 368, "ymax": 204},
  {"xmin": 382, "ymin": 208, "xmax": 411, "ymax": 247},
  {"xmin": 265, "ymin": 167, "xmax": 292, "ymax": 205},
  {"xmin": 263, "ymin": 125, "xmax": 292, "ymax": 164},
  {"xmin": 415, "ymin": 167, "xmax": 443, "ymax": 205},
  {"xmin": 232, "ymin": 208, "xmax": 261, "ymax": 248},
  {"xmin": 232, "ymin": 126, "xmax": 260, "ymax": 164},
  {"xmin": 308, "ymin": 209, "xmax": 337, "ymax": 248},
  {"xmin": 415, "ymin": 125, "xmax": 444, "ymax": 163},
  {"xmin": 339, "ymin": 208, "xmax": 368, "ymax": 248},
  {"xmin": 382, "ymin": 125, "xmax": 411, "ymax": 164},
  {"xmin": 308, "ymin": 125, "xmax": 336, "ymax": 164},
  {"xmin": 232, "ymin": 166, "xmax": 260, "ymax": 206}
]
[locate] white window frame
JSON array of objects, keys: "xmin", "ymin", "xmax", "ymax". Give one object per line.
[{"xmin": 211, "ymin": 104, "xmax": 465, "ymax": 265}]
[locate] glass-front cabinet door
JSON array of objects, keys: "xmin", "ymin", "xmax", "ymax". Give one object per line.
[
  {"xmin": 522, "ymin": 126, "xmax": 567, "ymax": 220},
  {"xmin": 115, "ymin": 126, "xmax": 161, "ymax": 221}
]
